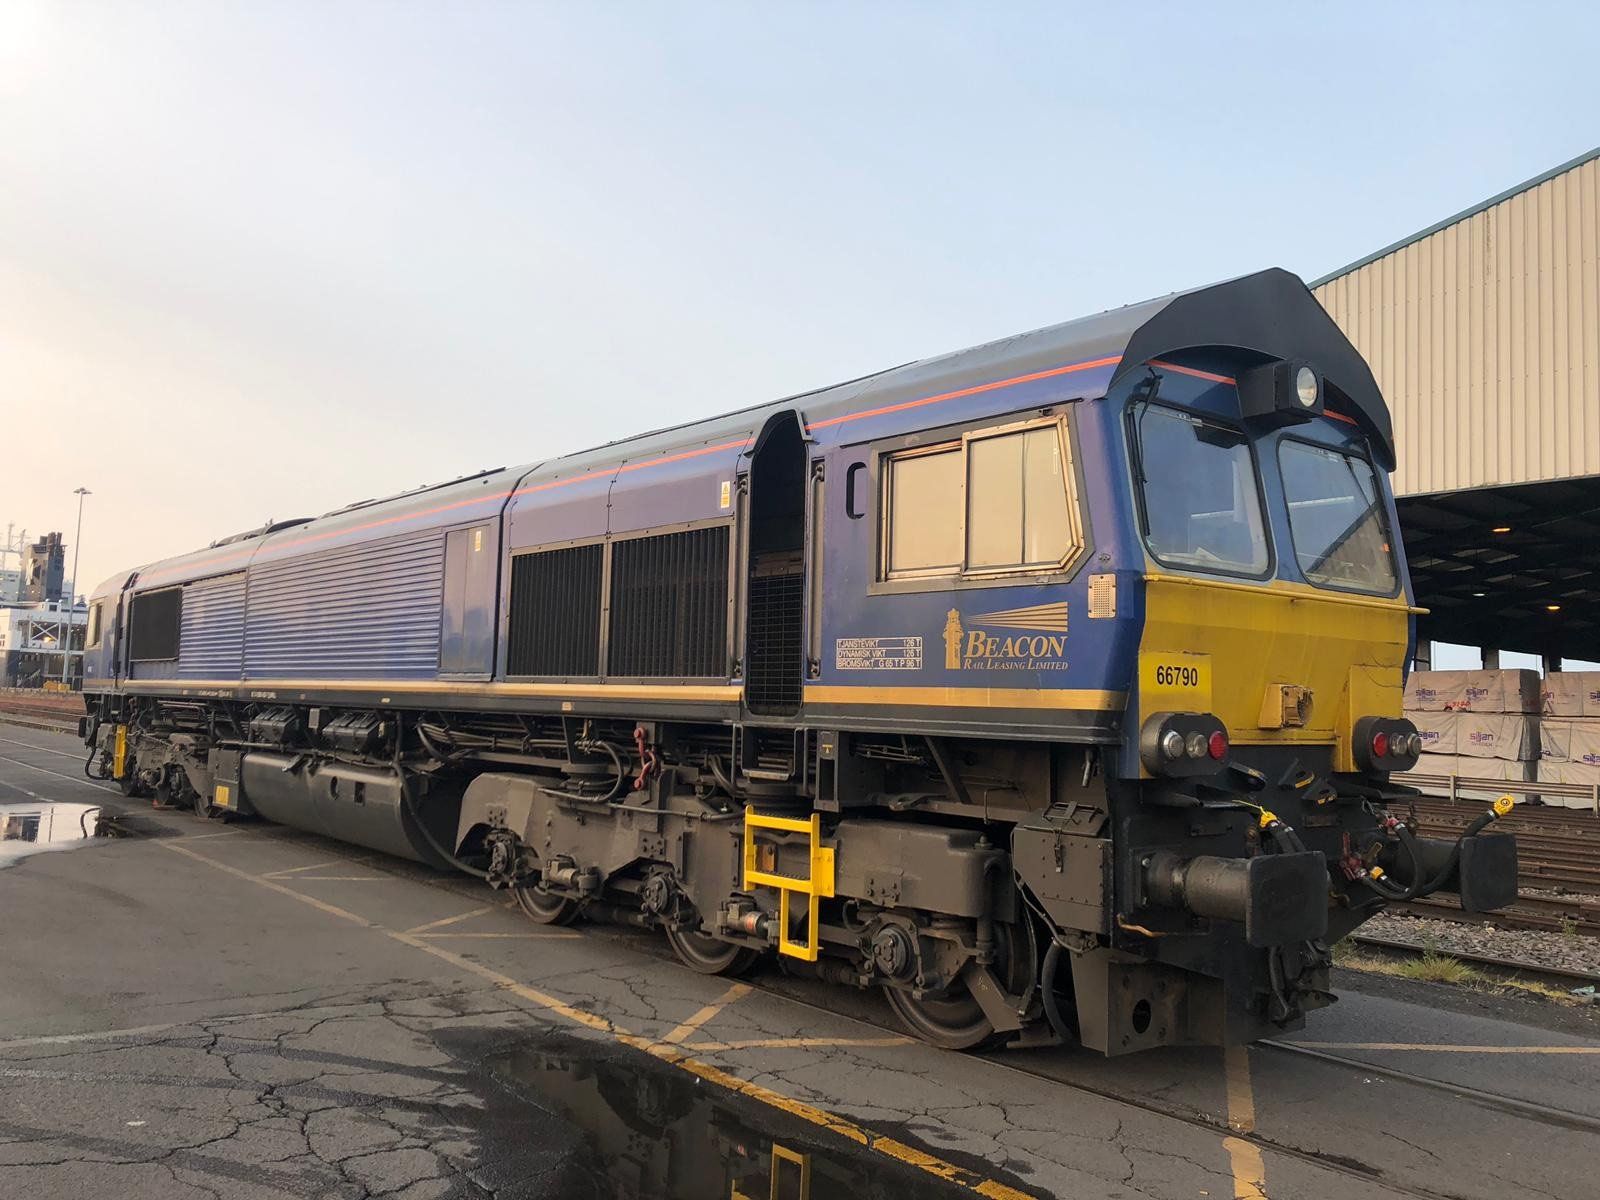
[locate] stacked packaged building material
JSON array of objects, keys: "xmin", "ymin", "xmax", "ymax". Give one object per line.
[
  {"xmin": 1537, "ymin": 672, "xmax": 1600, "ymax": 806},
  {"xmin": 1404, "ymin": 669, "xmax": 1540, "ymax": 784}
]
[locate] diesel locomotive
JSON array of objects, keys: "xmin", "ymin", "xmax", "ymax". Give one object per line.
[{"xmin": 80, "ymin": 268, "xmax": 1519, "ymax": 1054}]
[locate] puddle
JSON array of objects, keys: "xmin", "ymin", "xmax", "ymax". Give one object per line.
[
  {"xmin": 438, "ymin": 1026, "xmax": 1018, "ymax": 1199},
  {"xmin": 0, "ymin": 802, "xmax": 121, "ymax": 867}
]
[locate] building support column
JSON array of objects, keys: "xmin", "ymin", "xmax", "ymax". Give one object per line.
[{"xmin": 1481, "ymin": 648, "xmax": 1501, "ymax": 669}]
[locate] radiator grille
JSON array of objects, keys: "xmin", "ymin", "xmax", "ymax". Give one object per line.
[
  {"xmin": 609, "ymin": 527, "xmax": 729, "ymax": 678},
  {"xmin": 128, "ymin": 588, "xmax": 182, "ymax": 662},
  {"xmin": 746, "ymin": 570, "xmax": 804, "ymax": 713},
  {"xmin": 506, "ymin": 544, "xmax": 602, "ymax": 677}
]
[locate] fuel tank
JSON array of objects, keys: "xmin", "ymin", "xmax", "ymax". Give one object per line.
[{"xmin": 239, "ymin": 752, "xmax": 458, "ymax": 869}]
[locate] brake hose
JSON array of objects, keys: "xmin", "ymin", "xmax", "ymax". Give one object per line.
[
  {"xmin": 1040, "ymin": 939, "xmax": 1075, "ymax": 1044},
  {"xmin": 1358, "ymin": 796, "xmax": 1513, "ymax": 899},
  {"xmin": 393, "ymin": 718, "xmax": 488, "ymax": 880}
]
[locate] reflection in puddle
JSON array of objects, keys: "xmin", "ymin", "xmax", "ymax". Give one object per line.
[
  {"xmin": 0, "ymin": 802, "xmax": 119, "ymax": 866},
  {"xmin": 480, "ymin": 1036, "xmax": 989, "ymax": 1199}
]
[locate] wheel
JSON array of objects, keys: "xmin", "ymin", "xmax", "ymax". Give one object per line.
[
  {"xmin": 514, "ymin": 882, "xmax": 579, "ymax": 926},
  {"xmin": 665, "ymin": 926, "xmax": 762, "ymax": 976},
  {"xmin": 882, "ymin": 919, "xmax": 1037, "ymax": 1052}
]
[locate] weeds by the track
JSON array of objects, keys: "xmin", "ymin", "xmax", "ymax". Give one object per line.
[{"xmin": 1332, "ymin": 937, "xmax": 1582, "ymax": 1003}]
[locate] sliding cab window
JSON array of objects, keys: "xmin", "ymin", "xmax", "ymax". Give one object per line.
[
  {"xmin": 1132, "ymin": 403, "xmax": 1269, "ymax": 577},
  {"xmin": 882, "ymin": 417, "xmax": 1083, "ymax": 581},
  {"xmin": 1278, "ymin": 440, "xmax": 1398, "ymax": 595},
  {"xmin": 86, "ymin": 601, "xmax": 104, "ymax": 650}
]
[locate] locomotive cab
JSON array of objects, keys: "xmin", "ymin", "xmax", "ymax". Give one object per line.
[{"xmin": 1066, "ymin": 288, "xmax": 1517, "ymax": 1052}]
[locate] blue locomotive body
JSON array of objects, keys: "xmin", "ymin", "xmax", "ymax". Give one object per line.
[{"xmin": 81, "ymin": 269, "xmax": 1517, "ymax": 1053}]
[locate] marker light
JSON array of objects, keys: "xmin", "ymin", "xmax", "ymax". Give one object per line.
[
  {"xmin": 1354, "ymin": 716, "xmax": 1421, "ymax": 772},
  {"xmin": 1295, "ymin": 365, "xmax": 1319, "ymax": 408},
  {"xmin": 1140, "ymin": 713, "xmax": 1229, "ymax": 777}
]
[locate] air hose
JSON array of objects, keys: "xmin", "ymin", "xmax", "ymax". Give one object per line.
[
  {"xmin": 1360, "ymin": 795, "xmax": 1514, "ymax": 900},
  {"xmin": 1040, "ymin": 939, "xmax": 1075, "ymax": 1044},
  {"xmin": 393, "ymin": 718, "xmax": 488, "ymax": 880}
]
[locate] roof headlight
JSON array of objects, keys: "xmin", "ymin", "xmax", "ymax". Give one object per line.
[{"xmin": 1295, "ymin": 365, "xmax": 1320, "ymax": 408}]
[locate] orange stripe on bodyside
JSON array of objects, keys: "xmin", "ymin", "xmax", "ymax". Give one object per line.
[
  {"xmin": 1322, "ymin": 408, "xmax": 1359, "ymax": 426},
  {"xmin": 139, "ymin": 489, "xmax": 518, "ymax": 584},
  {"xmin": 805, "ymin": 357, "xmax": 1121, "ymax": 431},
  {"xmin": 136, "ymin": 352, "xmax": 1136, "ymax": 587},
  {"xmin": 513, "ymin": 437, "xmax": 753, "ymax": 496},
  {"xmin": 1148, "ymin": 359, "xmax": 1237, "ymax": 386}
]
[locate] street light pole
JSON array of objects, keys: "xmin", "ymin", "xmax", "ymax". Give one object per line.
[{"xmin": 62, "ymin": 487, "xmax": 90, "ymax": 685}]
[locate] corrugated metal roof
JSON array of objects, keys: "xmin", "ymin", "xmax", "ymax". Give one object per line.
[
  {"xmin": 1313, "ymin": 152, "xmax": 1600, "ymax": 496},
  {"xmin": 1311, "ymin": 145, "xmax": 1600, "ymax": 287}
]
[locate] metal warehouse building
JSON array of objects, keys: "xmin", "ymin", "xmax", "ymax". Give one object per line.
[{"xmin": 1311, "ymin": 146, "xmax": 1600, "ymax": 667}]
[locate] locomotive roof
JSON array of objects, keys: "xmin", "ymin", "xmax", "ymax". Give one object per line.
[
  {"xmin": 537, "ymin": 266, "xmax": 1391, "ymax": 469},
  {"xmin": 109, "ymin": 268, "xmax": 1389, "ymax": 596}
]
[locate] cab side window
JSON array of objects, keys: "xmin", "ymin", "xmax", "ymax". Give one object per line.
[
  {"xmin": 884, "ymin": 447, "xmax": 962, "ymax": 576},
  {"xmin": 881, "ymin": 417, "xmax": 1084, "ymax": 582}
]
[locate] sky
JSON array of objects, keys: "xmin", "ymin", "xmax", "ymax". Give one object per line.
[{"xmin": 3, "ymin": 2, "xmax": 1598, "ymax": 648}]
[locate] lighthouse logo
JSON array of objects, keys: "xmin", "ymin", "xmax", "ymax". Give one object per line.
[{"xmin": 943, "ymin": 602, "xmax": 1069, "ymax": 672}]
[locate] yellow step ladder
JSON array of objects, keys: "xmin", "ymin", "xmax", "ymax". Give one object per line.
[{"xmin": 742, "ymin": 809, "xmax": 836, "ymax": 962}]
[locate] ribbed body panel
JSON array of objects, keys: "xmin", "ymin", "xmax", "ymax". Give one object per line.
[
  {"xmin": 177, "ymin": 573, "xmax": 246, "ymax": 678},
  {"xmin": 506, "ymin": 544, "xmax": 602, "ymax": 677},
  {"xmin": 243, "ymin": 531, "xmax": 445, "ymax": 679},
  {"xmin": 609, "ymin": 527, "xmax": 729, "ymax": 678}
]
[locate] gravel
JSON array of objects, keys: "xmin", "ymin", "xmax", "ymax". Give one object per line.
[{"xmin": 1359, "ymin": 910, "xmax": 1600, "ymax": 977}]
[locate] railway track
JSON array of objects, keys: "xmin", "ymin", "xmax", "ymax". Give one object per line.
[
  {"xmin": 1349, "ymin": 931, "xmax": 1600, "ymax": 993},
  {"xmin": 0, "ymin": 691, "xmax": 82, "ymax": 730}
]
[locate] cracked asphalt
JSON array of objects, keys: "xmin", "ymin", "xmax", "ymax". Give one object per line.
[{"xmin": 2, "ymin": 725, "xmax": 1598, "ymax": 1200}]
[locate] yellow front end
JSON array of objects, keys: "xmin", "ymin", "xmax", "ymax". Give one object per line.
[{"xmin": 1137, "ymin": 573, "xmax": 1416, "ymax": 773}]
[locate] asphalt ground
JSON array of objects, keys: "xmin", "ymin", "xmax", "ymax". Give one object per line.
[{"xmin": 1, "ymin": 724, "xmax": 1597, "ymax": 1200}]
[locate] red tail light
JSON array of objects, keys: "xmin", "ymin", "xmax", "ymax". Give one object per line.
[
  {"xmin": 1207, "ymin": 730, "xmax": 1228, "ymax": 760},
  {"xmin": 1372, "ymin": 731, "xmax": 1389, "ymax": 759}
]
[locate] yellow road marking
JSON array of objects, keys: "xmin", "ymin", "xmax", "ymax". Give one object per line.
[
  {"xmin": 404, "ymin": 907, "xmax": 494, "ymax": 934},
  {"xmin": 284, "ymin": 875, "xmax": 384, "ymax": 882},
  {"xmin": 1290, "ymin": 1041, "xmax": 1600, "ymax": 1054},
  {"xmin": 159, "ymin": 842, "xmax": 374, "ymax": 927},
  {"xmin": 1223, "ymin": 1044, "xmax": 1266, "ymax": 1199},
  {"xmin": 414, "ymin": 932, "xmax": 580, "ymax": 940},
  {"xmin": 263, "ymin": 859, "xmax": 357, "ymax": 878},
  {"xmin": 156, "ymin": 839, "xmax": 1039, "ymax": 1199},
  {"xmin": 684, "ymin": 1035, "xmax": 914, "ymax": 1052},
  {"xmin": 660, "ymin": 980, "xmax": 751, "ymax": 1046}
]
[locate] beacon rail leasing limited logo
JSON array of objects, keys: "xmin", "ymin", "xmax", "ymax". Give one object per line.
[{"xmin": 942, "ymin": 602, "xmax": 1069, "ymax": 671}]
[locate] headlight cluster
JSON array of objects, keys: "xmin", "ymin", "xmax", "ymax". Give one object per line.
[{"xmin": 1141, "ymin": 712, "xmax": 1229, "ymax": 777}]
